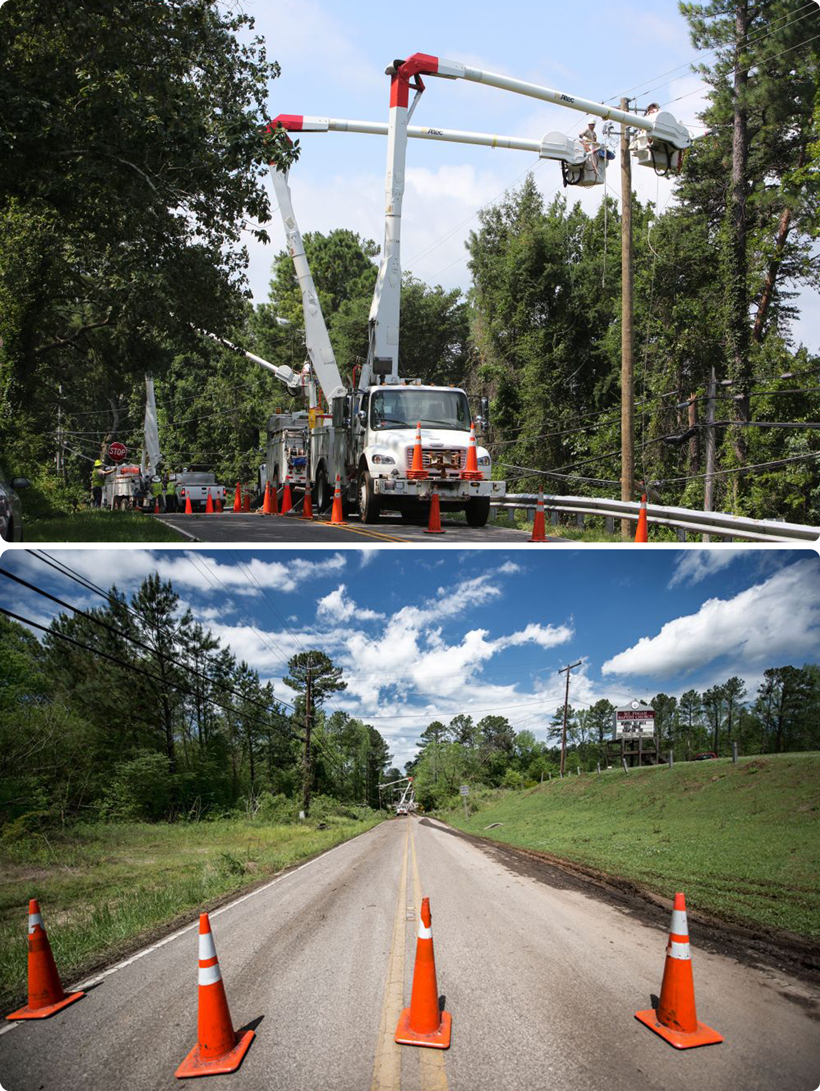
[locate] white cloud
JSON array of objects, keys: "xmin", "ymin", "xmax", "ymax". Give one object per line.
[
  {"xmin": 20, "ymin": 550, "xmax": 346, "ymax": 597},
  {"xmin": 497, "ymin": 561, "xmax": 522, "ymax": 575},
  {"xmin": 602, "ymin": 560, "xmax": 820, "ymax": 678},
  {"xmin": 316, "ymin": 584, "xmax": 384, "ymax": 623},
  {"xmin": 494, "ymin": 622, "xmax": 574, "ymax": 650},
  {"xmin": 668, "ymin": 551, "xmax": 741, "ymax": 588}
]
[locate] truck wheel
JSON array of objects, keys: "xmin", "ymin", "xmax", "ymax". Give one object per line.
[
  {"xmin": 358, "ymin": 468, "xmax": 381, "ymax": 523},
  {"xmin": 465, "ymin": 497, "xmax": 490, "ymax": 527},
  {"xmin": 314, "ymin": 467, "xmax": 331, "ymax": 513}
]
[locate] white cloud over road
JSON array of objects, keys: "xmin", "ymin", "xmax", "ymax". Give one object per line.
[
  {"xmin": 667, "ymin": 550, "xmax": 742, "ymax": 588},
  {"xmin": 602, "ymin": 560, "xmax": 820, "ymax": 678}
]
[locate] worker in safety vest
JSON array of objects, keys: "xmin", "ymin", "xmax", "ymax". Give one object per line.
[
  {"xmin": 150, "ymin": 474, "xmax": 164, "ymax": 512},
  {"xmin": 164, "ymin": 472, "xmax": 177, "ymax": 514},
  {"xmin": 90, "ymin": 459, "xmax": 112, "ymax": 508}
]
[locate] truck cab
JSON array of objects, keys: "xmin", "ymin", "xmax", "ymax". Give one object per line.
[{"xmin": 352, "ymin": 383, "xmax": 501, "ymax": 525}]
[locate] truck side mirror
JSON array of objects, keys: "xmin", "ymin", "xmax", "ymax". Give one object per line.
[{"xmin": 480, "ymin": 397, "xmax": 490, "ymax": 426}]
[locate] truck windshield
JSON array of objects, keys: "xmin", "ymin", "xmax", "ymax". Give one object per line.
[{"xmin": 370, "ymin": 389, "xmax": 471, "ymax": 431}]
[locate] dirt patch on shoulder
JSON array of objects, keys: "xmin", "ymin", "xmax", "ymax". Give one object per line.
[{"xmin": 420, "ymin": 817, "xmax": 820, "ymax": 990}]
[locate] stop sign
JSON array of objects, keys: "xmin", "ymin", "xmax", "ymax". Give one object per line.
[{"xmin": 108, "ymin": 441, "xmax": 128, "ymax": 463}]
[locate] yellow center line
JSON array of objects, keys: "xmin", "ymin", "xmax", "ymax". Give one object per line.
[
  {"xmin": 371, "ymin": 824, "xmax": 410, "ymax": 1091},
  {"xmin": 410, "ymin": 821, "xmax": 449, "ymax": 1091},
  {"xmin": 316, "ymin": 521, "xmax": 412, "ymax": 543}
]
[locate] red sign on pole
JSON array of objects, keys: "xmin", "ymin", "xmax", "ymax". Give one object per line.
[{"xmin": 108, "ymin": 442, "xmax": 128, "ymax": 463}]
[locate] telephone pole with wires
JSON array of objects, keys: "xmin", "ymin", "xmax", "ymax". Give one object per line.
[
  {"xmin": 302, "ymin": 663, "xmax": 313, "ymax": 818},
  {"xmin": 620, "ymin": 97, "xmax": 635, "ymax": 539},
  {"xmin": 558, "ymin": 661, "xmax": 583, "ymax": 776}
]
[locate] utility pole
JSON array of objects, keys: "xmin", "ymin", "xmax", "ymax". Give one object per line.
[
  {"xmin": 703, "ymin": 367, "xmax": 716, "ymax": 542},
  {"xmin": 620, "ymin": 97, "xmax": 635, "ymax": 540},
  {"xmin": 302, "ymin": 665, "xmax": 312, "ymax": 817},
  {"xmin": 558, "ymin": 661, "xmax": 582, "ymax": 777}
]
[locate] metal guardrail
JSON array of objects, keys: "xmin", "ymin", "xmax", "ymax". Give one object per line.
[{"xmin": 491, "ymin": 493, "xmax": 820, "ymax": 543}]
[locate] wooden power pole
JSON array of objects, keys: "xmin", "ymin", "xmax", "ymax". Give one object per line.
[
  {"xmin": 620, "ymin": 97, "xmax": 634, "ymax": 540},
  {"xmin": 558, "ymin": 661, "xmax": 582, "ymax": 776},
  {"xmin": 302, "ymin": 667, "xmax": 312, "ymax": 817}
]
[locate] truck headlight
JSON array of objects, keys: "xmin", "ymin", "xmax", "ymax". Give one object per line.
[
  {"xmin": 371, "ymin": 453, "xmax": 396, "ymax": 465},
  {"xmin": 477, "ymin": 455, "xmax": 491, "ymax": 467}
]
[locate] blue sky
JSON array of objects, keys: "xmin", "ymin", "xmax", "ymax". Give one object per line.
[
  {"xmin": 2, "ymin": 548, "xmax": 818, "ymax": 767},
  {"xmin": 235, "ymin": 0, "xmax": 818, "ymax": 350}
]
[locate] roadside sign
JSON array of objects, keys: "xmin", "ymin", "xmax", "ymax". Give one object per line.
[
  {"xmin": 459, "ymin": 785, "xmax": 469, "ymax": 796},
  {"xmin": 108, "ymin": 441, "xmax": 128, "ymax": 463},
  {"xmin": 613, "ymin": 702, "xmax": 656, "ymax": 738}
]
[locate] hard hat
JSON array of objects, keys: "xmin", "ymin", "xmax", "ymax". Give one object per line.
[
  {"xmin": 152, "ymin": 475, "xmax": 160, "ymax": 481},
  {"xmin": 94, "ymin": 459, "xmax": 102, "ymax": 466}
]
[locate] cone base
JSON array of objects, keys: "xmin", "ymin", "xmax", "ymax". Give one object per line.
[
  {"xmin": 395, "ymin": 1008, "xmax": 451, "ymax": 1049},
  {"xmin": 635, "ymin": 1009, "xmax": 723, "ymax": 1050},
  {"xmin": 175, "ymin": 1029, "xmax": 255, "ymax": 1078},
  {"xmin": 528, "ymin": 535, "xmax": 548, "ymax": 543},
  {"xmin": 424, "ymin": 529, "xmax": 446, "ymax": 535},
  {"xmin": 6, "ymin": 990, "xmax": 84, "ymax": 1020},
  {"xmin": 407, "ymin": 471, "xmax": 429, "ymax": 480},
  {"xmin": 459, "ymin": 471, "xmax": 483, "ymax": 481}
]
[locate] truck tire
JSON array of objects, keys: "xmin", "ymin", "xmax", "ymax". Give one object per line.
[
  {"xmin": 314, "ymin": 467, "xmax": 331, "ymax": 513},
  {"xmin": 465, "ymin": 497, "xmax": 490, "ymax": 527},
  {"xmin": 358, "ymin": 468, "xmax": 381, "ymax": 523}
]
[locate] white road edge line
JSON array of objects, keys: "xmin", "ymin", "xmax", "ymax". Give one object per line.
[{"xmin": 0, "ymin": 823, "xmax": 379, "ymax": 1039}]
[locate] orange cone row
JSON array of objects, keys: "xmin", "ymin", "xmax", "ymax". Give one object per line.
[{"xmin": 6, "ymin": 889, "xmax": 722, "ymax": 1066}]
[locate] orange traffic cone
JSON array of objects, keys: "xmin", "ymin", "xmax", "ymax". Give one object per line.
[
  {"xmin": 262, "ymin": 482, "xmax": 274, "ymax": 515},
  {"xmin": 302, "ymin": 484, "xmax": 313, "ymax": 521},
  {"xmin": 529, "ymin": 488, "xmax": 548, "ymax": 542},
  {"xmin": 280, "ymin": 474, "xmax": 293, "ymax": 515},
  {"xmin": 216, "ymin": 497, "xmax": 223, "ymax": 514},
  {"xmin": 6, "ymin": 900, "xmax": 84, "ymax": 1020},
  {"xmin": 175, "ymin": 913, "xmax": 255, "ymax": 1078},
  {"xmin": 184, "ymin": 495, "xmax": 193, "ymax": 515},
  {"xmin": 233, "ymin": 482, "xmax": 241, "ymax": 512},
  {"xmin": 460, "ymin": 422, "xmax": 483, "ymax": 481},
  {"xmin": 407, "ymin": 422, "xmax": 428, "ymax": 480},
  {"xmin": 635, "ymin": 892, "xmax": 723, "ymax": 1050},
  {"xmin": 424, "ymin": 488, "xmax": 445, "ymax": 535},
  {"xmin": 242, "ymin": 491, "xmax": 250, "ymax": 514},
  {"xmin": 635, "ymin": 494, "xmax": 649, "ymax": 543},
  {"xmin": 205, "ymin": 491, "xmax": 214, "ymax": 515},
  {"xmin": 154, "ymin": 498, "xmax": 160, "ymax": 514},
  {"xmin": 395, "ymin": 897, "xmax": 451, "ymax": 1049},
  {"xmin": 329, "ymin": 474, "xmax": 345, "ymax": 525}
]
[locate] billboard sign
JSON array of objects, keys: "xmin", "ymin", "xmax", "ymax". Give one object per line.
[{"xmin": 613, "ymin": 701, "xmax": 656, "ymax": 738}]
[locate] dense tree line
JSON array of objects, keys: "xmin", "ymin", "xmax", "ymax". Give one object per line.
[
  {"xmin": 406, "ymin": 670, "xmax": 820, "ymax": 808},
  {"xmin": 0, "ymin": 577, "xmax": 392, "ymax": 827},
  {"xmin": 1, "ymin": 0, "xmax": 817, "ymax": 524}
]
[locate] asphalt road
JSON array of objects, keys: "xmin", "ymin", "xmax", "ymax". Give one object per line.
[
  {"xmin": 2, "ymin": 818, "xmax": 818, "ymax": 1091},
  {"xmin": 156, "ymin": 511, "xmax": 565, "ymax": 544}
]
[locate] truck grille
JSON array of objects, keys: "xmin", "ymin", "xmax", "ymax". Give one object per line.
[{"xmin": 405, "ymin": 448, "xmax": 467, "ymax": 474}]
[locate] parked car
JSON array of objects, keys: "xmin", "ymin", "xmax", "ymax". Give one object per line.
[
  {"xmin": 693, "ymin": 752, "xmax": 718, "ymax": 761},
  {"xmin": 396, "ymin": 807, "xmax": 408, "ymax": 816},
  {"xmin": 0, "ymin": 465, "xmax": 30, "ymax": 541}
]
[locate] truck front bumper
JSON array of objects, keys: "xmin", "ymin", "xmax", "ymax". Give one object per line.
[{"xmin": 373, "ymin": 477, "xmax": 506, "ymax": 500}]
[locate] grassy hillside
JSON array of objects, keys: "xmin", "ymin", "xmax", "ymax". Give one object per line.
[
  {"xmin": 0, "ymin": 814, "xmax": 382, "ymax": 1013},
  {"xmin": 441, "ymin": 753, "xmax": 820, "ymax": 939}
]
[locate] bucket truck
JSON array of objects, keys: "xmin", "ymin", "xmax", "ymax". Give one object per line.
[{"xmin": 262, "ymin": 54, "xmax": 688, "ymax": 522}]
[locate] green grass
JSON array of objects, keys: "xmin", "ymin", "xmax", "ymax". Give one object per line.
[
  {"xmin": 441, "ymin": 753, "xmax": 820, "ymax": 940},
  {"xmin": 0, "ymin": 814, "xmax": 382, "ymax": 1012},
  {"xmin": 24, "ymin": 510, "xmax": 186, "ymax": 542}
]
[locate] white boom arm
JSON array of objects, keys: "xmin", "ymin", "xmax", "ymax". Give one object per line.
[
  {"xmin": 198, "ymin": 328, "xmax": 304, "ymax": 394},
  {"xmin": 272, "ymin": 114, "xmax": 591, "ymax": 165},
  {"xmin": 144, "ymin": 375, "xmax": 162, "ymax": 474},
  {"xmin": 268, "ymin": 167, "xmax": 347, "ymax": 401},
  {"xmin": 392, "ymin": 53, "xmax": 690, "ymax": 150}
]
